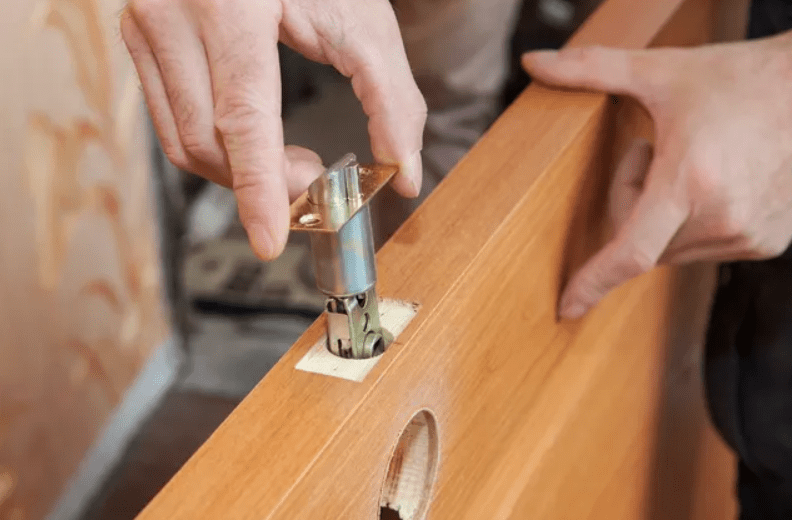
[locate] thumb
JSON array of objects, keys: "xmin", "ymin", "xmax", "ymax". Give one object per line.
[
  {"xmin": 284, "ymin": 145, "xmax": 325, "ymax": 202},
  {"xmin": 558, "ymin": 161, "xmax": 687, "ymax": 319},
  {"xmin": 522, "ymin": 46, "xmax": 656, "ymax": 102}
]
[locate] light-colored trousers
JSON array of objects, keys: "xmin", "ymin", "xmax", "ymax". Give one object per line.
[{"xmin": 374, "ymin": 0, "xmax": 523, "ymax": 244}]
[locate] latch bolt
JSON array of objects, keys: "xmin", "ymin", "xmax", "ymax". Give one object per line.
[{"xmin": 289, "ymin": 153, "xmax": 396, "ymax": 359}]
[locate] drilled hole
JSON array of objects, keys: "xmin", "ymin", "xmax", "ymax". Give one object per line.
[
  {"xmin": 299, "ymin": 213, "xmax": 322, "ymax": 226},
  {"xmin": 372, "ymin": 335, "xmax": 385, "ymax": 356},
  {"xmin": 364, "ymin": 313, "xmax": 370, "ymax": 331},
  {"xmin": 380, "ymin": 507, "xmax": 401, "ymax": 520},
  {"xmin": 379, "ymin": 410, "xmax": 439, "ymax": 520}
]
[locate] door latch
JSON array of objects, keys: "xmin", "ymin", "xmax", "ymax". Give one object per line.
[{"xmin": 290, "ymin": 153, "xmax": 396, "ymax": 359}]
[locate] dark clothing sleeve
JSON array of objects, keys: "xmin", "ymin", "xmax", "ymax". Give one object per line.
[
  {"xmin": 704, "ymin": 2, "xmax": 792, "ymax": 519},
  {"xmin": 749, "ymin": 0, "xmax": 792, "ymax": 38}
]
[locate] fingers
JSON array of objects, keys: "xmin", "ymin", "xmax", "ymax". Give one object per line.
[
  {"xmin": 559, "ymin": 161, "xmax": 688, "ymax": 319},
  {"xmin": 522, "ymin": 47, "xmax": 659, "ymax": 105},
  {"xmin": 120, "ymin": 10, "xmax": 191, "ymax": 175},
  {"xmin": 284, "ymin": 145, "xmax": 324, "ymax": 201},
  {"xmin": 339, "ymin": 2, "xmax": 427, "ymax": 197},
  {"xmin": 198, "ymin": 1, "xmax": 288, "ymax": 260},
  {"xmin": 127, "ymin": 0, "xmax": 226, "ymax": 179},
  {"xmin": 124, "ymin": 0, "xmax": 426, "ymax": 261},
  {"xmin": 609, "ymin": 137, "xmax": 653, "ymax": 230}
]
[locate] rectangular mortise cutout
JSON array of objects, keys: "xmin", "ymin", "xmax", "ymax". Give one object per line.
[{"xmin": 294, "ymin": 298, "xmax": 419, "ymax": 382}]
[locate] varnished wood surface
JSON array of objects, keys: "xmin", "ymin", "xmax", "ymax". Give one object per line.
[{"xmin": 138, "ymin": 0, "xmax": 737, "ymax": 518}]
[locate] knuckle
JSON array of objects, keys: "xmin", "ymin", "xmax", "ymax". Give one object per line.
[
  {"xmin": 720, "ymin": 206, "xmax": 752, "ymax": 237},
  {"xmin": 160, "ymin": 142, "xmax": 190, "ymax": 171},
  {"xmin": 119, "ymin": 7, "xmax": 135, "ymax": 31},
  {"xmin": 754, "ymin": 236, "xmax": 786, "ymax": 258},
  {"xmin": 733, "ymin": 227, "xmax": 777, "ymax": 259},
  {"xmin": 686, "ymin": 152, "xmax": 722, "ymax": 194},
  {"xmin": 174, "ymin": 103, "xmax": 216, "ymax": 162},
  {"xmin": 214, "ymin": 95, "xmax": 274, "ymax": 139},
  {"xmin": 228, "ymin": 148, "xmax": 283, "ymax": 192},
  {"xmin": 180, "ymin": 130, "xmax": 216, "ymax": 164},
  {"xmin": 231, "ymin": 167, "xmax": 264, "ymax": 193},
  {"xmin": 765, "ymin": 243, "xmax": 786, "ymax": 258},
  {"xmin": 562, "ymin": 46, "xmax": 600, "ymax": 63},
  {"xmin": 615, "ymin": 242, "xmax": 655, "ymax": 278},
  {"xmin": 740, "ymin": 232, "xmax": 762, "ymax": 252},
  {"xmin": 577, "ymin": 243, "xmax": 655, "ymax": 305},
  {"xmin": 407, "ymin": 88, "xmax": 428, "ymax": 126},
  {"xmin": 128, "ymin": 0, "xmax": 165, "ymax": 23},
  {"xmin": 572, "ymin": 272, "xmax": 606, "ymax": 306},
  {"xmin": 685, "ymin": 155, "xmax": 751, "ymax": 235},
  {"xmin": 235, "ymin": 201, "xmax": 268, "ymax": 236},
  {"xmin": 412, "ymin": 87, "xmax": 428, "ymax": 117},
  {"xmin": 200, "ymin": 0, "xmax": 224, "ymax": 13}
]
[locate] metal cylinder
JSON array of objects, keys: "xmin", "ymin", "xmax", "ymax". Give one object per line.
[{"xmin": 309, "ymin": 205, "xmax": 377, "ymax": 297}]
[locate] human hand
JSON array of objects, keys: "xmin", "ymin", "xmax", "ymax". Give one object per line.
[
  {"xmin": 522, "ymin": 33, "xmax": 792, "ymax": 319},
  {"xmin": 121, "ymin": 0, "xmax": 426, "ymax": 259}
]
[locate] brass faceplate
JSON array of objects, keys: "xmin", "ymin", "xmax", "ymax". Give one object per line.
[{"xmin": 289, "ymin": 163, "xmax": 398, "ymax": 233}]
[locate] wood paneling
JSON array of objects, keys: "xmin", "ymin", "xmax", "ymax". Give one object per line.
[
  {"xmin": 137, "ymin": 0, "xmax": 736, "ymax": 518},
  {"xmin": 1, "ymin": 1, "xmax": 169, "ymax": 518}
]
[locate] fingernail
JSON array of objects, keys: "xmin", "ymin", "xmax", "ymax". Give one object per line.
[
  {"xmin": 404, "ymin": 150, "xmax": 423, "ymax": 197},
  {"xmin": 559, "ymin": 299, "xmax": 587, "ymax": 320}
]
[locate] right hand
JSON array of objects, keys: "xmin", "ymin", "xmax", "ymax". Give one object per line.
[
  {"xmin": 523, "ymin": 35, "xmax": 792, "ymax": 319},
  {"xmin": 121, "ymin": 0, "xmax": 427, "ymax": 259}
]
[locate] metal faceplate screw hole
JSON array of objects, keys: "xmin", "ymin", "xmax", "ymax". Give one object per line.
[{"xmin": 299, "ymin": 213, "xmax": 322, "ymax": 226}]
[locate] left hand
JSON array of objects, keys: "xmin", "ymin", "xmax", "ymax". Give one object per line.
[{"xmin": 522, "ymin": 33, "xmax": 792, "ymax": 320}]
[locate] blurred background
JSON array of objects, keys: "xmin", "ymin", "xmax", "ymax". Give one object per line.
[{"xmin": 1, "ymin": 0, "xmax": 602, "ymax": 518}]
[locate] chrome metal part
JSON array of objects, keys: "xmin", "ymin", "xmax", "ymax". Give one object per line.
[
  {"xmin": 326, "ymin": 287, "xmax": 393, "ymax": 359},
  {"xmin": 309, "ymin": 204, "xmax": 376, "ymax": 297},
  {"xmin": 289, "ymin": 153, "xmax": 395, "ymax": 360},
  {"xmin": 289, "ymin": 157, "xmax": 398, "ymax": 233}
]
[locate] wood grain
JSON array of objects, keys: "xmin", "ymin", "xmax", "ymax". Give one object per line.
[
  {"xmin": 138, "ymin": 0, "xmax": 736, "ymax": 518},
  {"xmin": 1, "ymin": 1, "xmax": 168, "ymax": 518}
]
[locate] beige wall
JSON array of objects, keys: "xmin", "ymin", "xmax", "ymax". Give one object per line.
[{"xmin": 0, "ymin": 1, "xmax": 169, "ymax": 518}]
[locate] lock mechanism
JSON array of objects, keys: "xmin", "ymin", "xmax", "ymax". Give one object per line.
[{"xmin": 290, "ymin": 153, "xmax": 397, "ymax": 359}]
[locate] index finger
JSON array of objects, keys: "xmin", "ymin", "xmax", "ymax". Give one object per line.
[{"xmin": 197, "ymin": 1, "xmax": 289, "ymax": 260}]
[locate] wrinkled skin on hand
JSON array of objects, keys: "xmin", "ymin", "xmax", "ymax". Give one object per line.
[
  {"xmin": 121, "ymin": 0, "xmax": 426, "ymax": 259},
  {"xmin": 522, "ymin": 32, "xmax": 792, "ymax": 320}
]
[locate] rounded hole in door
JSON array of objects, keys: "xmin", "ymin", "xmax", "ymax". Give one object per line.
[{"xmin": 379, "ymin": 409, "xmax": 439, "ymax": 520}]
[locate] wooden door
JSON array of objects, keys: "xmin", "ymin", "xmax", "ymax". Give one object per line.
[{"xmin": 137, "ymin": 0, "xmax": 745, "ymax": 518}]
